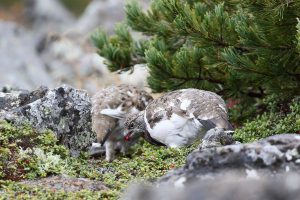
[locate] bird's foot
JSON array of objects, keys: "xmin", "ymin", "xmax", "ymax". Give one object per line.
[{"xmin": 88, "ymin": 143, "xmax": 105, "ymax": 157}]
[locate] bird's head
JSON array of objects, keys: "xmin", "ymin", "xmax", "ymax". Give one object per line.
[{"xmin": 123, "ymin": 111, "xmax": 146, "ymax": 141}]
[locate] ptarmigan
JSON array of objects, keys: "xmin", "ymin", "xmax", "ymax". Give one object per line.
[
  {"xmin": 123, "ymin": 89, "xmax": 233, "ymax": 147},
  {"xmin": 91, "ymin": 84, "xmax": 153, "ymax": 161}
]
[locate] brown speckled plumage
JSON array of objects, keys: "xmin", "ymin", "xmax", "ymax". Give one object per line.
[
  {"xmin": 91, "ymin": 84, "xmax": 153, "ymax": 161},
  {"xmin": 145, "ymin": 89, "xmax": 231, "ymax": 130},
  {"xmin": 123, "ymin": 88, "xmax": 232, "ymax": 148}
]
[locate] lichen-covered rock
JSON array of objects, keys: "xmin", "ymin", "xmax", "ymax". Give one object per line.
[
  {"xmin": 0, "ymin": 86, "xmax": 48, "ymax": 114},
  {"xmin": 123, "ymin": 134, "xmax": 300, "ymax": 200},
  {"xmin": 124, "ymin": 172, "xmax": 300, "ymax": 200},
  {"xmin": 159, "ymin": 134, "xmax": 300, "ymax": 185},
  {"xmin": 0, "ymin": 85, "xmax": 94, "ymax": 155}
]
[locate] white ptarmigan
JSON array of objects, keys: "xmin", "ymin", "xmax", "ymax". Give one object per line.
[
  {"xmin": 91, "ymin": 84, "xmax": 153, "ymax": 161},
  {"xmin": 123, "ymin": 89, "xmax": 233, "ymax": 147}
]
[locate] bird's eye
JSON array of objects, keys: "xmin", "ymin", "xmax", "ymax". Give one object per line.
[{"xmin": 129, "ymin": 123, "xmax": 134, "ymax": 129}]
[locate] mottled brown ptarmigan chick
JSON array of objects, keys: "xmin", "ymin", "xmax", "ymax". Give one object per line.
[
  {"xmin": 91, "ymin": 84, "xmax": 153, "ymax": 162},
  {"xmin": 123, "ymin": 89, "xmax": 233, "ymax": 147}
]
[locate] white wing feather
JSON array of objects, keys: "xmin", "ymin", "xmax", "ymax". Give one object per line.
[{"xmin": 100, "ymin": 105, "xmax": 125, "ymax": 119}]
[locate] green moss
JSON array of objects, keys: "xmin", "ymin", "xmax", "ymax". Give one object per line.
[
  {"xmin": 99, "ymin": 141, "xmax": 196, "ymax": 189},
  {"xmin": 233, "ymin": 98, "xmax": 300, "ymax": 143},
  {"xmin": 0, "ymin": 121, "xmax": 196, "ymax": 199},
  {"xmin": 0, "ymin": 121, "xmax": 72, "ymax": 180},
  {"xmin": 2, "ymin": 98, "xmax": 298, "ymax": 198}
]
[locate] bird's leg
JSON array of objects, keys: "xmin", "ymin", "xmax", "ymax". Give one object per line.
[
  {"xmin": 120, "ymin": 144, "xmax": 127, "ymax": 156},
  {"xmin": 119, "ymin": 139, "xmax": 129, "ymax": 156},
  {"xmin": 105, "ymin": 140, "xmax": 115, "ymax": 162}
]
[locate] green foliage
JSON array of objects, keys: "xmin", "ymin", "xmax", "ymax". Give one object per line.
[
  {"xmin": 93, "ymin": 0, "xmax": 300, "ymax": 115},
  {"xmin": 297, "ymin": 18, "xmax": 300, "ymax": 52},
  {"xmin": 233, "ymin": 97, "xmax": 300, "ymax": 143},
  {"xmin": 99, "ymin": 141, "xmax": 196, "ymax": 190},
  {"xmin": 91, "ymin": 24, "xmax": 148, "ymax": 72}
]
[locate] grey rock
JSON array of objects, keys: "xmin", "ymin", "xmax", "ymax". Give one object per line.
[
  {"xmin": 0, "ymin": 21, "xmax": 55, "ymax": 90},
  {"xmin": 0, "ymin": 85, "xmax": 95, "ymax": 155},
  {"xmin": 1, "ymin": 1, "xmax": 152, "ymax": 94},
  {"xmin": 75, "ymin": 0, "xmax": 151, "ymax": 34},
  {"xmin": 119, "ymin": 64, "xmax": 150, "ymax": 91},
  {"xmin": 159, "ymin": 134, "xmax": 300, "ymax": 185},
  {"xmin": 24, "ymin": 0, "xmax": 75, "ymax": 32},
  {"xmin": 38, "ymin": 33, "xmax": 115, "ymax": 94},
  {"xmin": 0, "ymin": 86, "xmax": 48, "ymax": 114},
  {"xmin": 123, "ymin": 172, "xmax": 300, "ymax": 200},
  {"xmin": 124, "ymin": 134, "xmax": 300, "ymax": 200}
]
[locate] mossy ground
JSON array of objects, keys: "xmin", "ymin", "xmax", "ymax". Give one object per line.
[
  {"xmin": 0, "ymin": 121, "xmax": 196, "ymax": 199},
  {"xmin": 1, "ymin": 97, "xmax": 299, "ymax": 199},
  {"xmin": 233, "ymin": 97, "xmax": 300, "ymax": 143}
]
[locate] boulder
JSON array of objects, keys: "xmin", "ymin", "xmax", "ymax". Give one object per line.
[
  {"xmin": 0, "ymin": 85, "xmax": 95, "ymax": 156},
  {"xmin": 75, "ymin": 0, "xmax": 151, "ymax": 35},
  {"xmin": 124, "ymin": 172, "xmax": 300, "ymax": 200},
  {"xmin": 159, "ymin": 134, "xmax": 300, "ymax": 185},
  {"xmin": 118, "ymin": 64, "xmax": 150, "ymax": 92},
  {"xmin": 124, "ymin": 134, "xmax": 300, "ymax": 200},
  {"xmin": 38, "ymin": 33, "xmax": 152, "ymax": 94},
  {"xmin": 0, "ymin": 21, "xmax": 55, "ymax": 90},
  {"xmin": 24, "ymin": 0, "xmax": 75, "ymax": 32},
  {"xmin": 38, "ymin": 33, "xmax": 117, "ymax": 94}
]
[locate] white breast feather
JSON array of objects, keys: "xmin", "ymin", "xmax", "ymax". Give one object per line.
[{"xmin": 147, "ymin": 113, "xmax": 204, "ymax": 147}]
